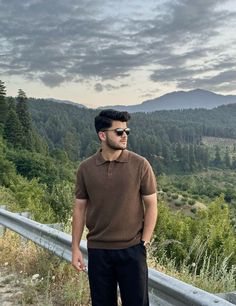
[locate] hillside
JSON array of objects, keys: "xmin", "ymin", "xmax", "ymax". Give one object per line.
[
  {"xmin": 101, "ymin": 89, "xmax": 236, "ymax": 112},
  {"xmin": 27, "ymin": 98, "xmax": 236, "ymax": 174}
]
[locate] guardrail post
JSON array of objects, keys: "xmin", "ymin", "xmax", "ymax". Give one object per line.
[
  {"xmin": 16, "ymin": 211, "xmax": 30, "ymax": 245},
  {"xmin": 0, "ymin": 205, "xmax": 7, "ymax": 237}
]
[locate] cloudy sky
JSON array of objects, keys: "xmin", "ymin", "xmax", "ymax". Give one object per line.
[{"xmin": 1, "ymin": 0, "xmax": 236, "ymax": 108}]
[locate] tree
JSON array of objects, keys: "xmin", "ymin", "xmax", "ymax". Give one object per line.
[
  {"xmin": 213, "ymin": 146, "xmax": 222, "ymax": 168},
  {"xmin": 0, "ymin": 80, "xmax": 8, "ymax": 129},
  {"xmin": 16, "ymin": 89, "xmax": 33, "ymax": 149},
  {"xmin": 224, "ymin": 149, "xmax": 231, "ymax": 168},
  {"xmin": 4, "ymin": 109, "xmax": 23, "ymax": 148}
]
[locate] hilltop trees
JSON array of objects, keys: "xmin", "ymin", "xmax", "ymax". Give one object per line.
[
  {"xmin": 4, "ymin": 108, "xmax": 23, "ymax": 148},
  {"xmin": 16, "ymin": 89, "xmax": 34, "ymax": 150},
  {"xmin": 0, "ymin": 80, "xmax": 8, "ymax": 129},
  {"xmin": 1, "ymin": 84, "xmax": 47, "ymax": 153}
]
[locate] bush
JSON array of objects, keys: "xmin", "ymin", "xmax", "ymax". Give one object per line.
[
  {"xmin": 181, "ymin": 197, "xmax": 187, "ymax": 203},
  {"xmin": 188, "ymin": 199, "xmax": 196, "ymax": 205},
  {"xmin": 174, "ymin": 199, "xmax": 183, "ymax": 207},
  {"xmin": 191, "ymin": 207, "xmax": 197, "ymax": 214},
  {"xmin": 172, "ymin": 194, "xmax": 179, "ymax": 200}
]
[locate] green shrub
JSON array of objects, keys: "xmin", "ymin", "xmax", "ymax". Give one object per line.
[
  {"xmin": 191, "ymin": 207, "xmax": 197, "ymax": 214},
  {"xmin": 188, "ymin": 199, "xmax": 196, "ymax": 205},
  {"xmin": 172, "ymin": 194, "xmax": 178, "ymax": 200},
  {"xmin": 174, "ymin": 199, "xmax": 183, "ymax": 207}
]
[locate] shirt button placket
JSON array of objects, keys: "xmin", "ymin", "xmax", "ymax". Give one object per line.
[{"xmin": 107, "ymin": 161, "xmax": 113, "ymax": 177}]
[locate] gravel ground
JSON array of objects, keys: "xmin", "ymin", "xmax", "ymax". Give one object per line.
[{"xmin": 0, "ymin": 266, "xmax": 24, "ymax": 306}]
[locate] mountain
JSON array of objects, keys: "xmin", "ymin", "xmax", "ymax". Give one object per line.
[
  {"xmin": 100, "ymin": 89, "xmax": 236, "ymax": 112},
  {"xmin": 44, "ymin": 98, "xmax": 86, "ymax": 108}
]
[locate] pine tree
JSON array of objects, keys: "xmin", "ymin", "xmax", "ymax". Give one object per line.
[
  {"xmin": 16, "ymin": 89, "xmax": 33, "ymax": 149},
  {"xmin": 16, "ymin": 89, "xmax": 31, "ymax": 134},
  {"xmin": 4, "ymin": 109, "xmax": 23, "ymax": 148},
  {"xmin": 189, "ymin": 144, "xmax": 196, "ymax": 171},
  {"xmin": 213, "ymin": 146, "xmax": 222, "ymax": 167},
  {"xmin": 224, "ymin": 149, "xmax": 231, "ymax": 168},
  {"xmin": 0, "ymin": 80, "xmax": 8, "ymax": 128}
]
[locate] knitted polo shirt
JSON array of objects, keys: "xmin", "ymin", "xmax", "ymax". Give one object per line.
[{"xmin": 75, "ymin": 149, "xmax": 157, "ymax": 249}]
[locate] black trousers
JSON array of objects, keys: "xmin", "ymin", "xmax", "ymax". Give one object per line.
[{"xmin": 87, "ymin": 243, "xmax": 149, "ymax": 306}]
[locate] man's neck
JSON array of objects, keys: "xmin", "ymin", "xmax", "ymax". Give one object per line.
[{"xmin": 101, "ymin": 147, "xmax": 123, "ymax": 161}]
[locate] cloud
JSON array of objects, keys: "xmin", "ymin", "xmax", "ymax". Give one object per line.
[
  {"xmin": 0, "ymin": 0, "xmax": 236, "ymax": 93},
  {"xmin": 94, "ymin": 82, "xmax": 128, "ymax": 92},
  {"xmin": 39, "ymin": 73, "xmax": 68, "ymax": 87}
]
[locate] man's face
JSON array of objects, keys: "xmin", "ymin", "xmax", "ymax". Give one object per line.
[{"xmin": 104, "ymin": 121, "xmax": 128, "ymax": 151}]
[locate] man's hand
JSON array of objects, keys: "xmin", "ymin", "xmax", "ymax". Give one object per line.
[{"xmin": 72, "ymin": 247, "xmax": 87, "ymax": 272}]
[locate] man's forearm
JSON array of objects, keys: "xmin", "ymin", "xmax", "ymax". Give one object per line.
[
  {"xmin": 72, "ymin": 199, "xmax": 87, "ymax": 249},
  {"xmin": 142, "ymin": 193, "xmax": 158, "ymax": 242}
]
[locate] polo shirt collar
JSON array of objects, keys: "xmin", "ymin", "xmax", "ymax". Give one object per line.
[{"xmin": 95, "ymin": 149, "xmax": 129, "ymax": 166}]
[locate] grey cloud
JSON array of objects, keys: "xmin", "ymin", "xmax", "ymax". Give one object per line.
[
  {"xmin": 95, "ymin": 83, "xmax": 103, "ymax": 92},
  {"xmin": 95, "ymin": 82, "xmax": 128, "ymax": 92},
  {"xmin": 0, "ymin": 0, "xmax": 236, "ymax": 93},
  {"xmin": 179, "ymin": 70, "xmax": 236, "ymax": 90},
  {"xmin": 39, "ymin": 73, "xmax": 71, "ymax": 87}
]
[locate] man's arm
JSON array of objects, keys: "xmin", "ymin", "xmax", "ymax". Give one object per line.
[
  {"xmin": 141, "ymin": 193, "xmax": 158, "ymax": 244},
  {"xmin": 71, "ymin": 198, "xmax": 87, "ymax": 272}
]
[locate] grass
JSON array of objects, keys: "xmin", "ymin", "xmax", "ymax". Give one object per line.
[
  {"xmin": 1, "ymin": 229, "xmax": 235, "ymax": 305},
  {"xmin": 148, "ymin": 239, "xmax": 236, "ymax": 294},
  {"xmin": 0, "ymin": 230, "xmax": 91, "ymax": 305}
]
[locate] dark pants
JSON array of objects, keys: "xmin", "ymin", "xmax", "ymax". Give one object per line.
[{"xmin": 88, "ymin": 243, "xmax": 149, "ymax": 306}]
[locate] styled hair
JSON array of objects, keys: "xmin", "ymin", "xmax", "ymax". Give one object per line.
[{"xmin": 95, "ymin": 109, "xmax": 131, "ymax": 133}]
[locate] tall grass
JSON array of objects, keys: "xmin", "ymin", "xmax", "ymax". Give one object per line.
[
  {"xmin": 148, "ymin": 237, "xmax": 236, "ymax": 293},
  {"xmin": 0, "ymin": 230, "xmax": 91, "ymax": 305}
]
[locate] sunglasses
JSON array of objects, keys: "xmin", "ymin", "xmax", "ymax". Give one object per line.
[{"xmin": 103, "ymin": 128, "xmax": 130, "ymax": 136}]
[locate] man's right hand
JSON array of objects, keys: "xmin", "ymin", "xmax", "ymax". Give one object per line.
[{"xmin": 72, "ymin": 247, "xmax": 87, "ymax": 273}]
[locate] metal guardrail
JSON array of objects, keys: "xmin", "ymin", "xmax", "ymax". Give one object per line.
[{"xmin": 0, "ymin": 208, "xmax": 234, "ymax": 306}]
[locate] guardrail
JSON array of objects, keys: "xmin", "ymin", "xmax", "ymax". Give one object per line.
[{"xmin": 0, "ymin": 208, "xmax": 234, "ymax": 306}]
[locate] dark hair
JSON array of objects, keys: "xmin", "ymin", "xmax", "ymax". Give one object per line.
[{"xmin": 95, "ymin": 109, "xmax": 131, "ymax": 133}]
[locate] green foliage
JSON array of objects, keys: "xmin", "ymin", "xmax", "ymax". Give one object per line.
[
  {"xmin": 49, "ymin": 181, "xmax": 74, "ymax": 222},
  {"xmin": 0, "ymin": 80, "xmax": 8, "ymax": 128},
  {"xmin": 174, "ymin": 199, "xmax": 183, "ymax": 207},
  {"xmin": 171, "ymin": 194, "xmax": 178, "ymax": 200},
  {"xmin": 154, "ymin": 196, "xmax": 236, "ymax": 270},
  {"xmin": 0, "ymin": 137, "xmax": 17, "ymax": 186},
  {"xmin": 8, "ymin": 176, "xmax": 55, "ymax": 223},
  {"xmin": 191, "ymin": 207, "xmax": 197, "ymax": 214},
  {"xmin": 4, "ymin": 108, "xmax": 24, "ymax": 148},
  {"xmin": 188, "ymin": 199, "xmax": 196, "ymax": 205},
  {"xmin": 6, "ymin": 149, "xmax": 74, "ymax": 189}
]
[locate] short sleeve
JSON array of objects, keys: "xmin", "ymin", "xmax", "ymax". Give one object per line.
[
  {"xmin": 75, "ymin": 165, "xmax": 89, "ymax": 199},
  {"xmin": 140, "ymin": 159, "xmax": 157, "ymax": 195}
]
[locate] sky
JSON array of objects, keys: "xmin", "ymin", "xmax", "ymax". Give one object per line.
[{"xmin": 1, "ymin": 0, "xmax": 236, "ymax": 108}]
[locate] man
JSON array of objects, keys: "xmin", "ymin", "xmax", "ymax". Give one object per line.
[{"xmin": 72, "ymin": 109, "xmax": 157, "ymax": 306}]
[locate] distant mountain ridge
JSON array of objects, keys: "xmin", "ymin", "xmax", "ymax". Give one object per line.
[
  {"xmin": 48, "ymin": 98, "xmax": 86, "ymax": 108},
  {"xmin": 100, "ymin": 89, "xmax": 236, "ymax": 112}
]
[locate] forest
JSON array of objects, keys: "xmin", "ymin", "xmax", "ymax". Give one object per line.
[{"xmin": 0, "ymin": 80, "xmax": 235, "ymax": 294}]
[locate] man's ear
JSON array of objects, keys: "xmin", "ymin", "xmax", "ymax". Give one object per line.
[{"xmin": 98, "ymin": 131, "xmax": 106, "ymax": 141}]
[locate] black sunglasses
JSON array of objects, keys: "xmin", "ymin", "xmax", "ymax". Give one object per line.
[{"xmin": 103, "ymin": 128, "xmax": 130, "ymax": 136}]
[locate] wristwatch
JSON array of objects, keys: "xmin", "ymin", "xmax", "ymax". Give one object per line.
[{"xmin": 140, "ymin": 240, "xmax": 151, "ymax": 248}]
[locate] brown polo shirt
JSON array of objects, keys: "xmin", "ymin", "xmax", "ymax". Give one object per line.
[{"xmin": 75, "ymin": 149, "xmax": 157, "ymax": 249}]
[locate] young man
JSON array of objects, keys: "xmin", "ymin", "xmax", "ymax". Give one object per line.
[{"xmin": 72, "ymin": 109, "xmax": 157, "ymax": 306}]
